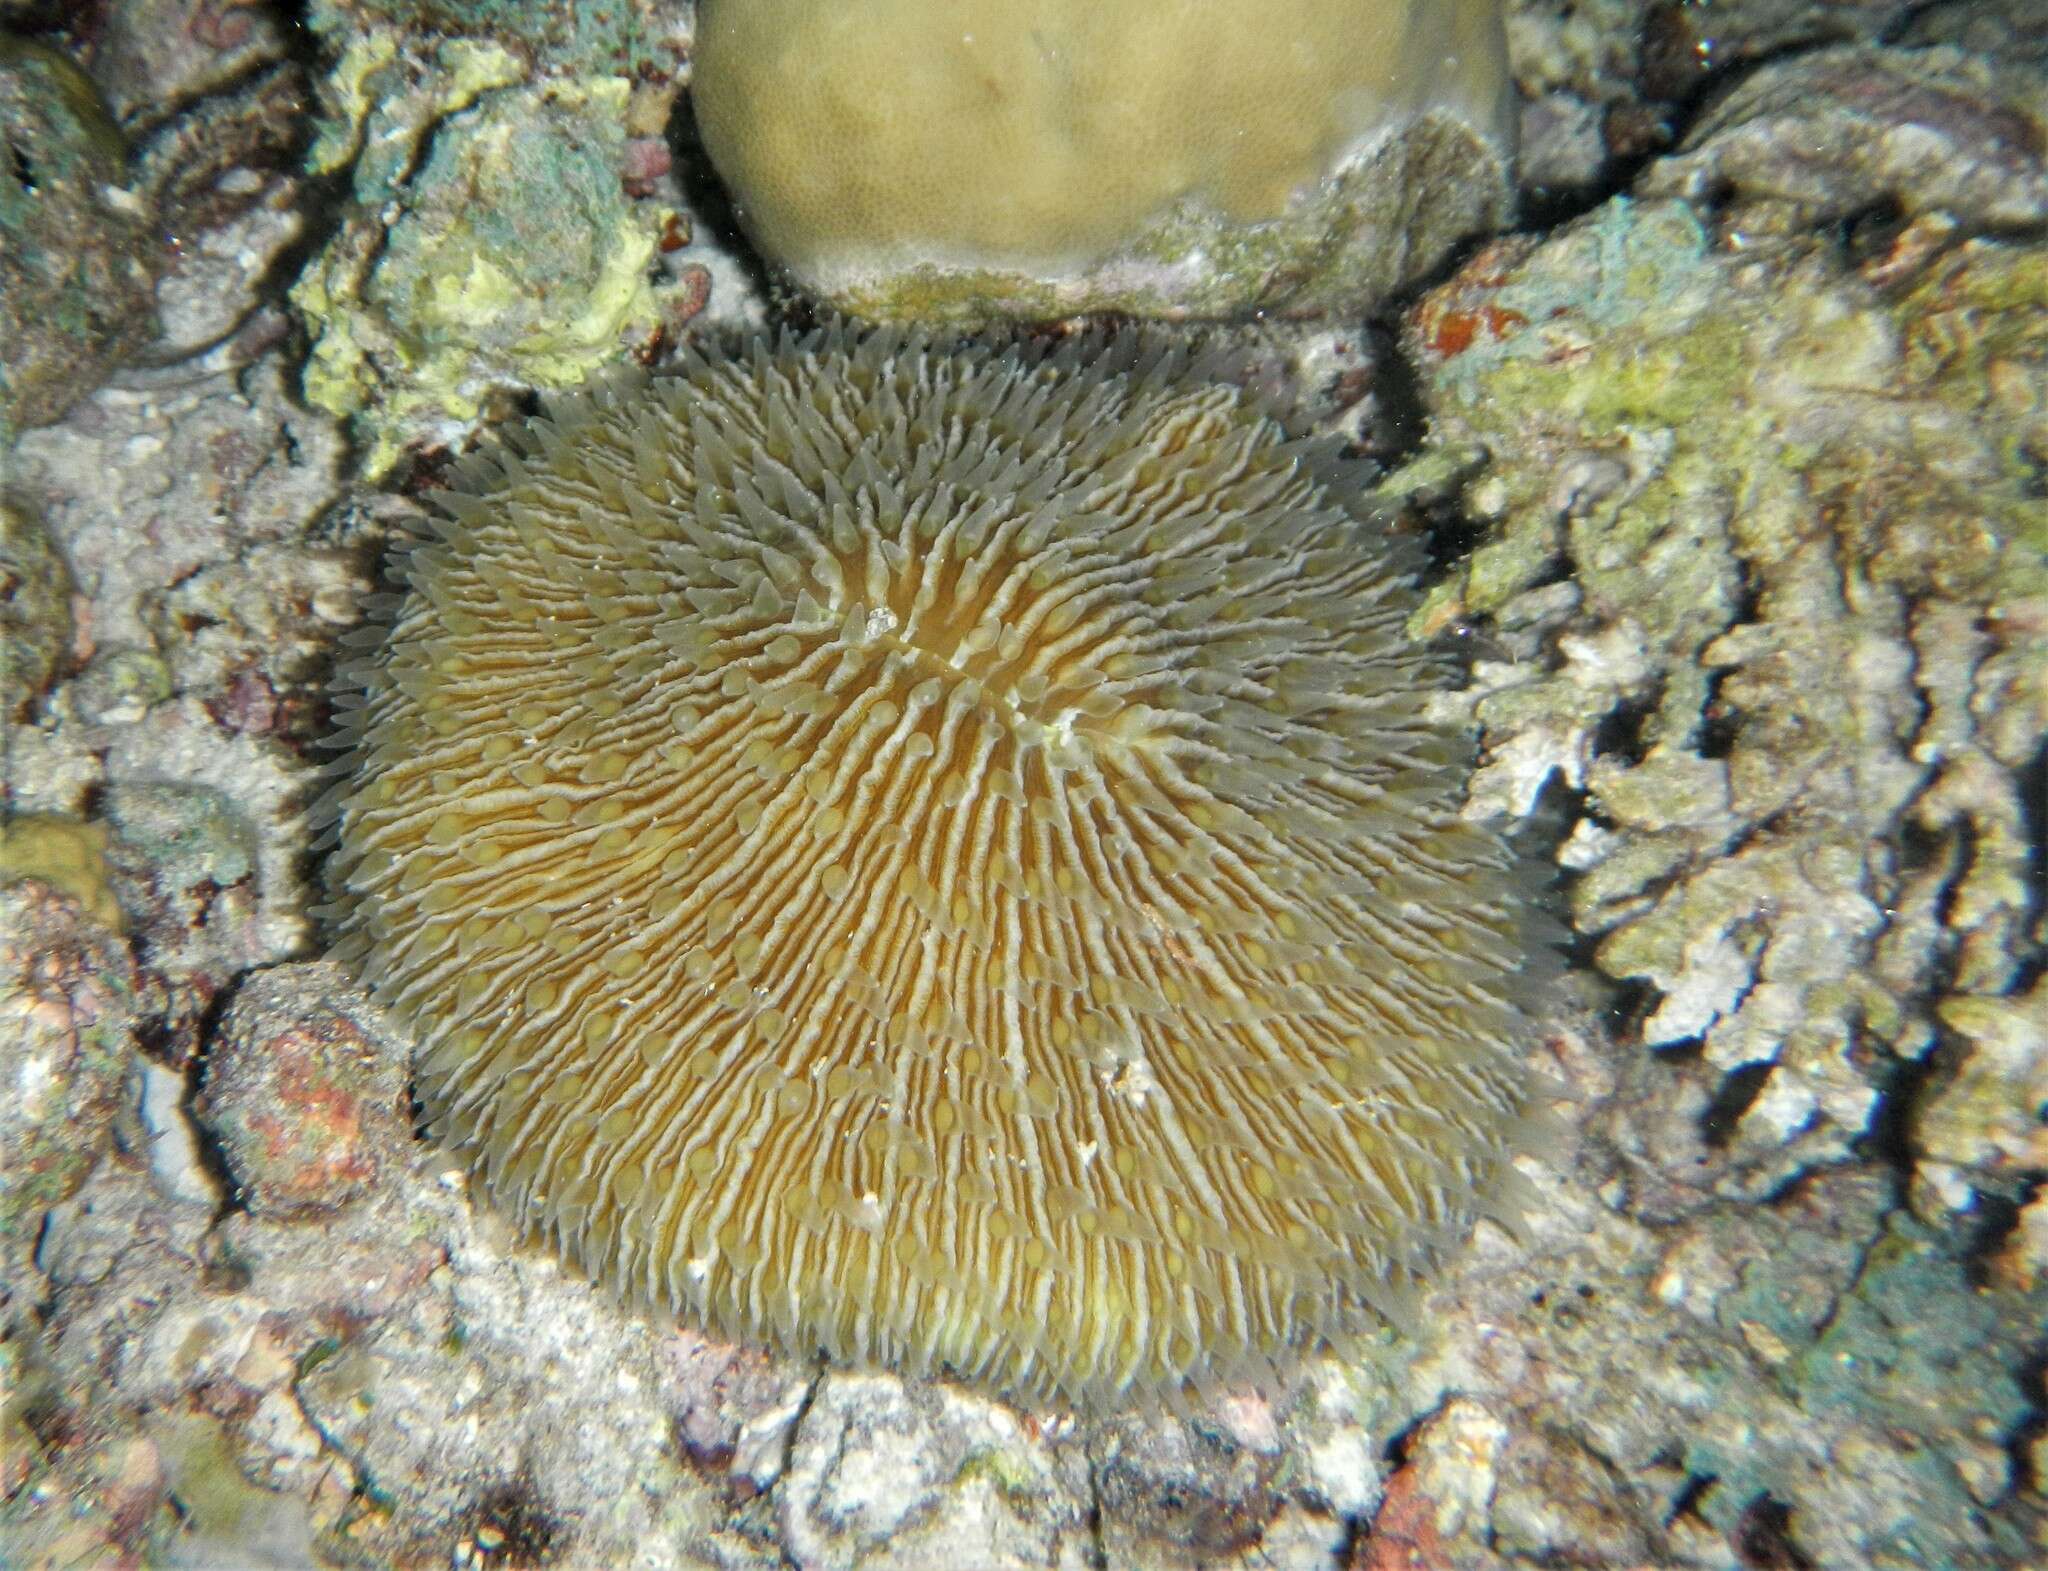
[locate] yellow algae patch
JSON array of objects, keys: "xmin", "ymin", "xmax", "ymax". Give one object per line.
[{"xmin": 0, "ymin": 815, "xmax": 124, "ymax": 933}]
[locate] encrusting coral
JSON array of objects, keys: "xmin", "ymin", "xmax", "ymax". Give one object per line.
[{"xmin": 321, "ymin": 327, "xmax": 1552, "ymax": 1408}]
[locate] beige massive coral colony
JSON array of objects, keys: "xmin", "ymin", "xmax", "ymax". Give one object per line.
[{"xmin": 689, "ymin": 0, "xmax": 1516, "ymax": 319}]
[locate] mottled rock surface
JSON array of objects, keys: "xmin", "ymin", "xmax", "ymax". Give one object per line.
[
  {"xmin": 0, "ymin": 879, "xmax": 140, "ymax": 1283},
  {"xmin": 0, "ymin": 38, "xmax": 157, "ymax": 436},
  {"xmin": 10, "ymin": 355, "xmax": 348, "ymax": 675},
  {"xmin": 0, "ymin": 499, "xmax": 72, "ymax": 722},
  {"xmin": 1507, "ymin": 0, "xmax": 1943, "ymax": 199},
  {"xmin": 1641, "ymin": 43, "xmax": 2048, "ymax": 230},
  {"xmin": 197, "ymin": 964, "xmax": 411, "ymax": 1217},
  {"xmin": 1407, "ymin": 197, "xmax": 2043, "ymax": 1204},
  {"xmin": 288, "ymin": 7, "xmax": 753, "ymax": 478}
]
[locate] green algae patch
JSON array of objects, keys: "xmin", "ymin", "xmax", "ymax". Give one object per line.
[
  {"xmin": 293, "ymin": 42, "xmax": 688, "ymax": 476},
  {"xmin": 1678, "ymin": 1210, "xmax": 2036, "ymax": 1563},
  {"xmin": 304, "ymin": 30, "xmax": 404, "ymax": 177}
]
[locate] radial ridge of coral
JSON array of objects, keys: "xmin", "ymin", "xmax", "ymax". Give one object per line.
[{"xmin": 323, "ymin": 327, "xmax": 1548, "ymax": 1407}]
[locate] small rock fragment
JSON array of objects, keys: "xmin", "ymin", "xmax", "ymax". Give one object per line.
[
  {"xmin": 0, "ymin": 879, "xmax": 140, "ymax": 1278},
  {"xmin": 0, "ymin": 37, "xmax": 157, "ymax": 435},
  {"xmin": 0, "ymin": 498, "xmax": 74, "ymax": 721},
  {"xmin": 66, "ymin": 645, "xmax": 173, "ymax": 727},
  {"xmin": 779, "ymin": 1374, "xmax": 1089, "ymax": 1571},
  {"xmin": 1912, "ymin": 981, "xmax": 2048, "ymax": 1209},
  {"xmin": 1091, "ymin": 1407, "xmax": 1292, "ymax": 1564},
  {"xmin": 1359, "ymin": 1399, "xmax": 1506, "ymax": 1568},
  {"xmin": 196, "ymin": 963, "xmax": 409, "ymax": 1216}
]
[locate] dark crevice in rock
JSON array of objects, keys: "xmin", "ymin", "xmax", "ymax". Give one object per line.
[
  {"xmin": 8, "ymin": 134, "xmax": 37, "ymax": 193},
  {"xmin": 1379, "ymin": 1405, "xmax": 1430, "ymax": 1469},
  {"xmin": 1592, "ymin": 685, "xmax": 1663, "ymax": 767},
  {"xmin": 1696, "ymin": 667, "xmax": 1742, "ymax": 760},
  {"xmin": 1606, "ymin": 977, "xmax": 1666, "ymax": 1047},
  {"xmin": 1734, "ymin": 1491, "xmax": 1817, "ymax": 1570},
  {"xmin": 1350, "ymin": 318, "xmax": 1431, "ymax": 477},
  {"xmin": 1700, "ymin": 1061, "xmax": 1775, "ymax": 1148},
  {"xmin": 1518, "ymin": 771, "xmax": 1586, "ymax": 890},
  {"xmin": 1080, "ymin": 1432, "xmax": 1109, "ymax": 1571},
  {"xmin": 403, "ymin": 1078, "xmax": 432, "ymax": 1145},
  {"xmin": 1410, "ymin": 488, "xmax": 1492, "ymax": 584},
  {"xmin": 1758, "ymin": 1159, "xmax": 1854, "ymax": 1212},
  {"xmin": 177, "ymin": 968, "xmax": 253, "ymax": 1223},
  {"xmin": 2008, "ymin": 1334, "xmax": 2047, "ymax": 1501},
  {"xmin": 1648, "ymin": 1034, "xmax": 1707, "ymax": 1069},
  {"xmin": 1, "ymin": 1, "xmax": 112, "ymax": 41},
  {"xmin": 1835, "ymin": 195, "xmax": 1911, "ymax": 271},
  {"xmin": 2013, "ymin": 736, "xmax": 2047, "ymax": 992},
  {"xmin": 1725, "ymin": 556, "xmax": 1765, "ymax": 630},
  {"xmin": 670, "ymin": 85, "xmax": 774, "ymax": 307},
  {"xmin": 1931, "ymin": 816, "xmax": 1976, "ymax": 937},
  {"xmin": 462, "ymin": 1477, "xmax": 567, "ymax": 1570},
  {"xmin": 1560, "ymin": 912, "xmax": 1619, "ymax": 984},
  {"xmin": 1334, "ymin": 1509, "xmax": 1369, "ymax": 1564},
  {"xmin": 761, "ymin": 1360, "xmax": 826, "ymax": 1510},
  {"xmin": 1855, "ymin": 1034, "xmax": 1947, "ymax": 1185},
  {"xmin": 25, "ymin": 1209, "xmax": 59, "ymax": 1322},
  {"xmin": 1666, "ymin": 1468, "xmax": 1718, "ymax": 1528},
  {"xmin": 1960, "ymin": 1183, "xmax": 2029, "ymax": 1289},
  {"xmin": 1894, "ymin": 813, "xmax": 1956, "ymax": 880}
]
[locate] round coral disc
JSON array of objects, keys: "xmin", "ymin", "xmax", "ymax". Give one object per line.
[{"xmin": 326, "ymin": 328, "xmax": 1546, "ymax": 1408}]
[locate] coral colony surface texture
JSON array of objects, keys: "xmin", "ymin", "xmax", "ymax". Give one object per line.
[
  {"xmin": 688, "ymin": 0, "xmax": 1515, "ymax": 321},
  {"xmin": 323, "ymin": 328, "xmax": 1549, "ymax": 1408}
]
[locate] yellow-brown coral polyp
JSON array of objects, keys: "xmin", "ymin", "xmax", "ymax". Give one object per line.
[{"xmin": 323, "ymin": 328, "xmax": 1547, "ymax": 1408}]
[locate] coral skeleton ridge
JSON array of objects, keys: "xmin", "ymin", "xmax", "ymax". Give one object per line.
[{"xmin": 323, "ymin": 327, "xmax": 1548, "ymax": 1407}]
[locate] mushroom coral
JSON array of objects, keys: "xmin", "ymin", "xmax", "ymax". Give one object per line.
[{"xmin": 323, "ymin": 328, "xmax": 1551, "ymax": 1408}]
